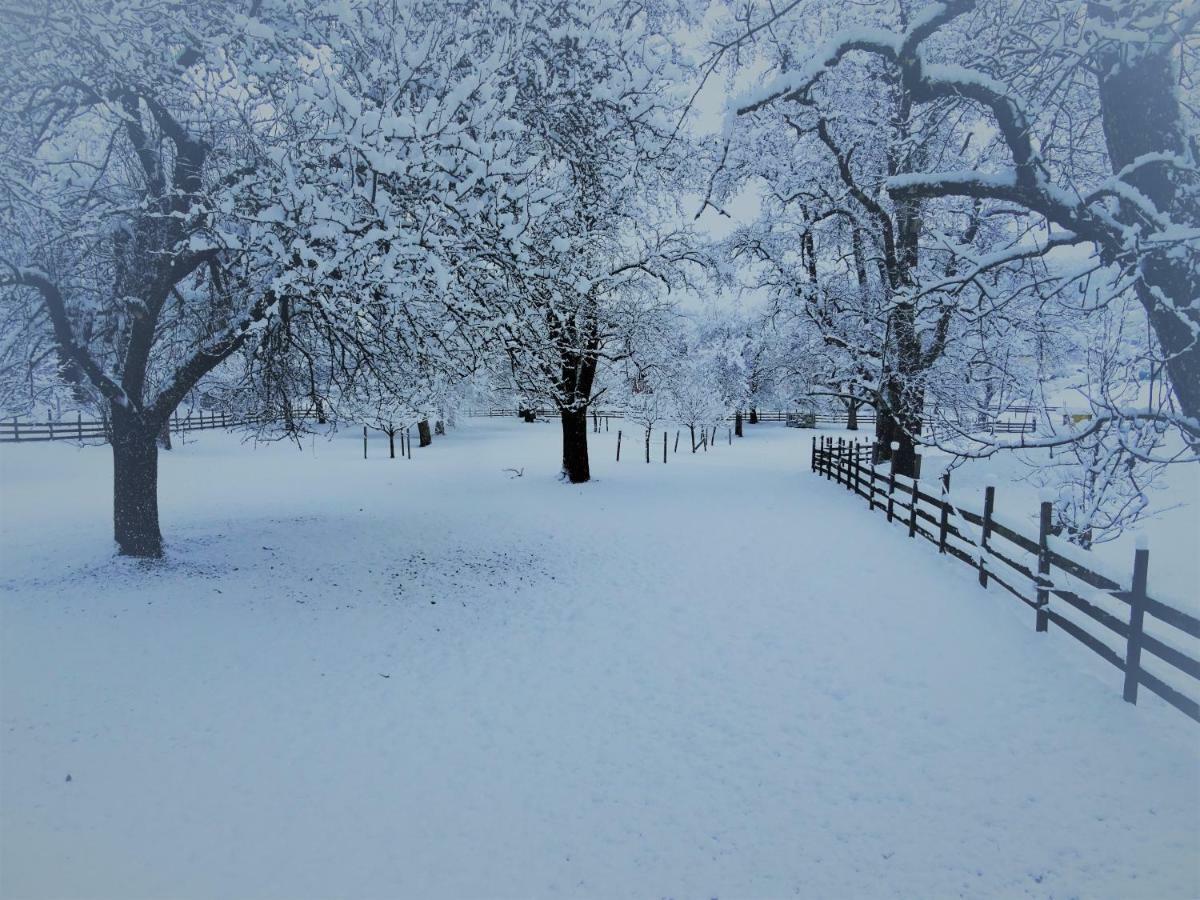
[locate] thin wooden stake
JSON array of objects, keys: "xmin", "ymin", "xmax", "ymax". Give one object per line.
[
  {"xmin": 616, "ymin": 429, "xmax": 622, "ymax": 461},
  {"xmin": 363, "ymin": 425, "xmax": 368, "ymax": 460}
]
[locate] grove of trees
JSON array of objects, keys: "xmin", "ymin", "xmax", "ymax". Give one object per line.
[{"xmin": 1, "ymin": 0, "xmax": 1195, "ymax": 555}]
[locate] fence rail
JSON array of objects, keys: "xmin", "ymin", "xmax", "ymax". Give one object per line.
[{"xmin": 812, "ymin": 435, "xmax": 1199, "ymax": 724}]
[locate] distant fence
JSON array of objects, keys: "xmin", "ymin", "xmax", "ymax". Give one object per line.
[
  {"xmin": 812, "ymin": 435, "xmax": 1199, "ymax": 724},
  {"xmin": 0, "ymin": 409, "xmax": 304, "ymax": 444},
  {"xmin": 467, "ymin": 407, "xmax": 1037, "ymax": 434}
]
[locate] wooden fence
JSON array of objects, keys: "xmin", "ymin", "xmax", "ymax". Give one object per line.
[
  {"xmin": 812, "ymin": 435, "xmax": 1200, "ymax": 724},
  {"xmin": 1, "ymin": 409, "xmax": 294, "ymax": 443},
  {"xmin": 466, "ymin": 407, "xmax": 1041, "ymax": 434}
]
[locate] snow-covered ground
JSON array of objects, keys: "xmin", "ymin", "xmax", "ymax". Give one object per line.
[{"xmin": 1, "ymin": 420, "xmax": 1197, "ymax": 899}]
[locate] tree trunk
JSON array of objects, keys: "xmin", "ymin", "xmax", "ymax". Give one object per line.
[
  {"xmin": 156, "ymin": 418, "xmax": 172, "ymax": 450},
  {"xmin": 388, "ymin": 429, "xmax": 395, "ymax": 458},
  {"xmin": 560, "ymin": 407, "xmax": 590, "ymax": 483},
  {"xmin": 748, "ymin": 407, "xmax": 758, "ymax": 424},
  {"xmin": 434, "ymin": 420, "xmax": 445, "ymax": 436},
  {"xmin": 111, "ymin": 410, "xmax": 163, "ymax": 558},
  {"xmin": 418, "ymin": 419, "xmax": 432, "ymax": 447},
  {"xmin": 846, "ymin": 399, "xmax": 859, "ymax": 431},
  {"xmin": 735, "ymin": 411, "xmax": 743, "ymax": 437},
  {"xmin": 689, "ymin": 424, "xmax": 696, "ymax": 452},
  {"xmin": 1095, "ymin": 38, "xmax": 1200, "ymax": 428},
  {"xmin": 874, "ymin": 379, "xmax": 922, "ymax": 478}
]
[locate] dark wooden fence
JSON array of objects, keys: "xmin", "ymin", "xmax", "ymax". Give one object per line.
[
  {"xmin": 466, "ymin": 407, "xmax": 1041, "ymax": 434},
  {"xmin": 812, "ymin": 435, "xmax": 1200, "ymax": 724},
  {"xmin": 1, "ymin": 409, "xmax": 298, "ymax": 443}
]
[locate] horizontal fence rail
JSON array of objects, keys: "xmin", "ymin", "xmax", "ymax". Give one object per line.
[{"xmin": 812, "ymin": 435, "xmax": 1199, "ymax": 724}]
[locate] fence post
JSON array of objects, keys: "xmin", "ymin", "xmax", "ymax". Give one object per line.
[
  {"xmin": 938, "ymin": 470, "xmax": 951, "ymax": 553},
  {"xmin": 979, "ymin": 485, "xmax": 995, "ymax": 587},
  {"xmin": 866, "ymin": 443, "xmax": 876, "ymax": 510},
  {"xmin": 77, "ymin": 411, "xmax": 83, "ymax": 441},
  {"xmin": 363, "ymin": 425, "xmax": 367, "ymax": 459},
  {"xmin": 1036, "ymin": 499, "xmax": 1052, "ymax": 632},
  {"xmin": 825, "ymin": 437, "xmax": 833, "ymax": 481},
  {"xmin": 674, "ymin": 430, "xmax": 680, "ymax": 454},
  {"xmin": 909, "ymin": 473, "xmax": 919, "ymax": 538},
  {"xmin": 407, "ymin": 426, "xmax": 413, "ymax": 460},
  {"xmin": 12, "ymin": 416, "xmax": 19, "ymax": 441},
  {"xmin": 728, "ymin": 426, "xmax": 731, "ymax": 446},
  {"xmin": 811, "ymin": 435, "xmax": 817, "ymax": 473},
  {"xmin": 616, "ymin": 430, "xmax": 622, "ymax": 461},
  {"xmin": 1122, "ymin": 540, "xmax": 1150, "ymax": 704},
  {"xmin": 886, "ymin": 447, "xmax": 897, "ymax": 522},
  {"xmin": 663, "ymin": 430, "xmax": 667, "ymax": 463},
  {"xmin": 836, "ymin": 437, "xmax": 844, "ymax": 485}
]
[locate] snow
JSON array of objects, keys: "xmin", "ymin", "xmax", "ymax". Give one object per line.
[{"xmin": 1, "ymin": 420, "xmax": 1197, "ymax": 899}]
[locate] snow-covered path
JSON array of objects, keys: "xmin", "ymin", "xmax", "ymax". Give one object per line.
[{"xmin": 1, "ymin": 421, "xmax": 1196, "ymax": 899}]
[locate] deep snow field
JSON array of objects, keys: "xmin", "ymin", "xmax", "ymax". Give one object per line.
[{"xmin": 1, "ymin": 419, "xmax": 1197, "ymax": 899}]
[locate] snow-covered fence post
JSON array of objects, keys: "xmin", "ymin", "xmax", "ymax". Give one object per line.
[
  {"xmin": 938, "ymin": 471, "xmax": 951, "ymax": 554},
  {"xmin": 1122, "ymin": 540, "xmax": 1150, "ymax": 704},
  {"xmin": 908, "ymin": 472, "xmax": 919, "ymax": 538},
  {"xmin": 811, "ymin": 435, "xmax": 817, "ymax": 473},
  {"xmin": 363, "ymin": 426, "xmax": 368, "ymax": 460},
  {"xmin": 836, "ymin": 437, "xmax": 844, "ymax": 486},
  {"xmin": 47, "ymin": 413, "xmax": 53, "ymax": 441},
  {"xmin": 616, "ymin": 430, "xmax": 622, "ymax": 461},
  {"xmin": 663, "ymin": 431, "xmax": 667, "ymax": 463},
  {"xmin": 1036, "ymin": 499, "xmax": 1053, "ymax": 632},
  {"xmin": 886, "ymin": 442, "xmax": 898, "ymax": 522},
  {"xmin": 645, "ymin": 429, "xmax": 650, "ymax": 464},
  {"xmin": 979, "ymin": 486, "xmax": 996, "ymax": 588},
  {"xmin": 76, "ymin": 411, "xmax": 82, "ymax": 441},
  {"xmin": 866, "ymin": 442, "xmax": 876, "ymax": 511}
]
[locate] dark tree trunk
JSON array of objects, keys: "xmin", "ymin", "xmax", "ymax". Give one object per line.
[
  {"xmin": 388, "ymin": 429, "xmax": 396, "ymax": 458},
  {"xmin": 1095, "ymin": 42, "xmax": 1200, "ymax": 428},
  {"xmin": 417, "ymin": 419, "xmax": 432, "ymax": 447},
  {"xmin": 434, "ymin": 420, "xmax": 445, "ymax": 436},
  {"xmin": 315, "ymin": 397, "xmax": 327, "ymax": 424},
  {"xmin": 846, "ymin": 399, "xmax": 859, "ymax": 431},
  {"xmin": 111, "ymin": 409, "xmax": 163, "ymax": 558},
  {"xmin": 748, "ymin": 407, "xmax": 758, "ymax": 424},
  {"xmin": 156, "ymin": 418, "xmax": 172, "ymax": 450},
  {"xmin": 689, "ymin": 424, "xmax": 696, "ymax": 452},
  {"xmin": 734, "ymin": 411, "xmax": 743, "ymax": 437},
  {"xmin": 873, "ymin": 379, "xmax": 922, "ymax": 478},
  {"xmin": 560, "ymin": 407, "xmax": 590, "ymax": 483}
]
